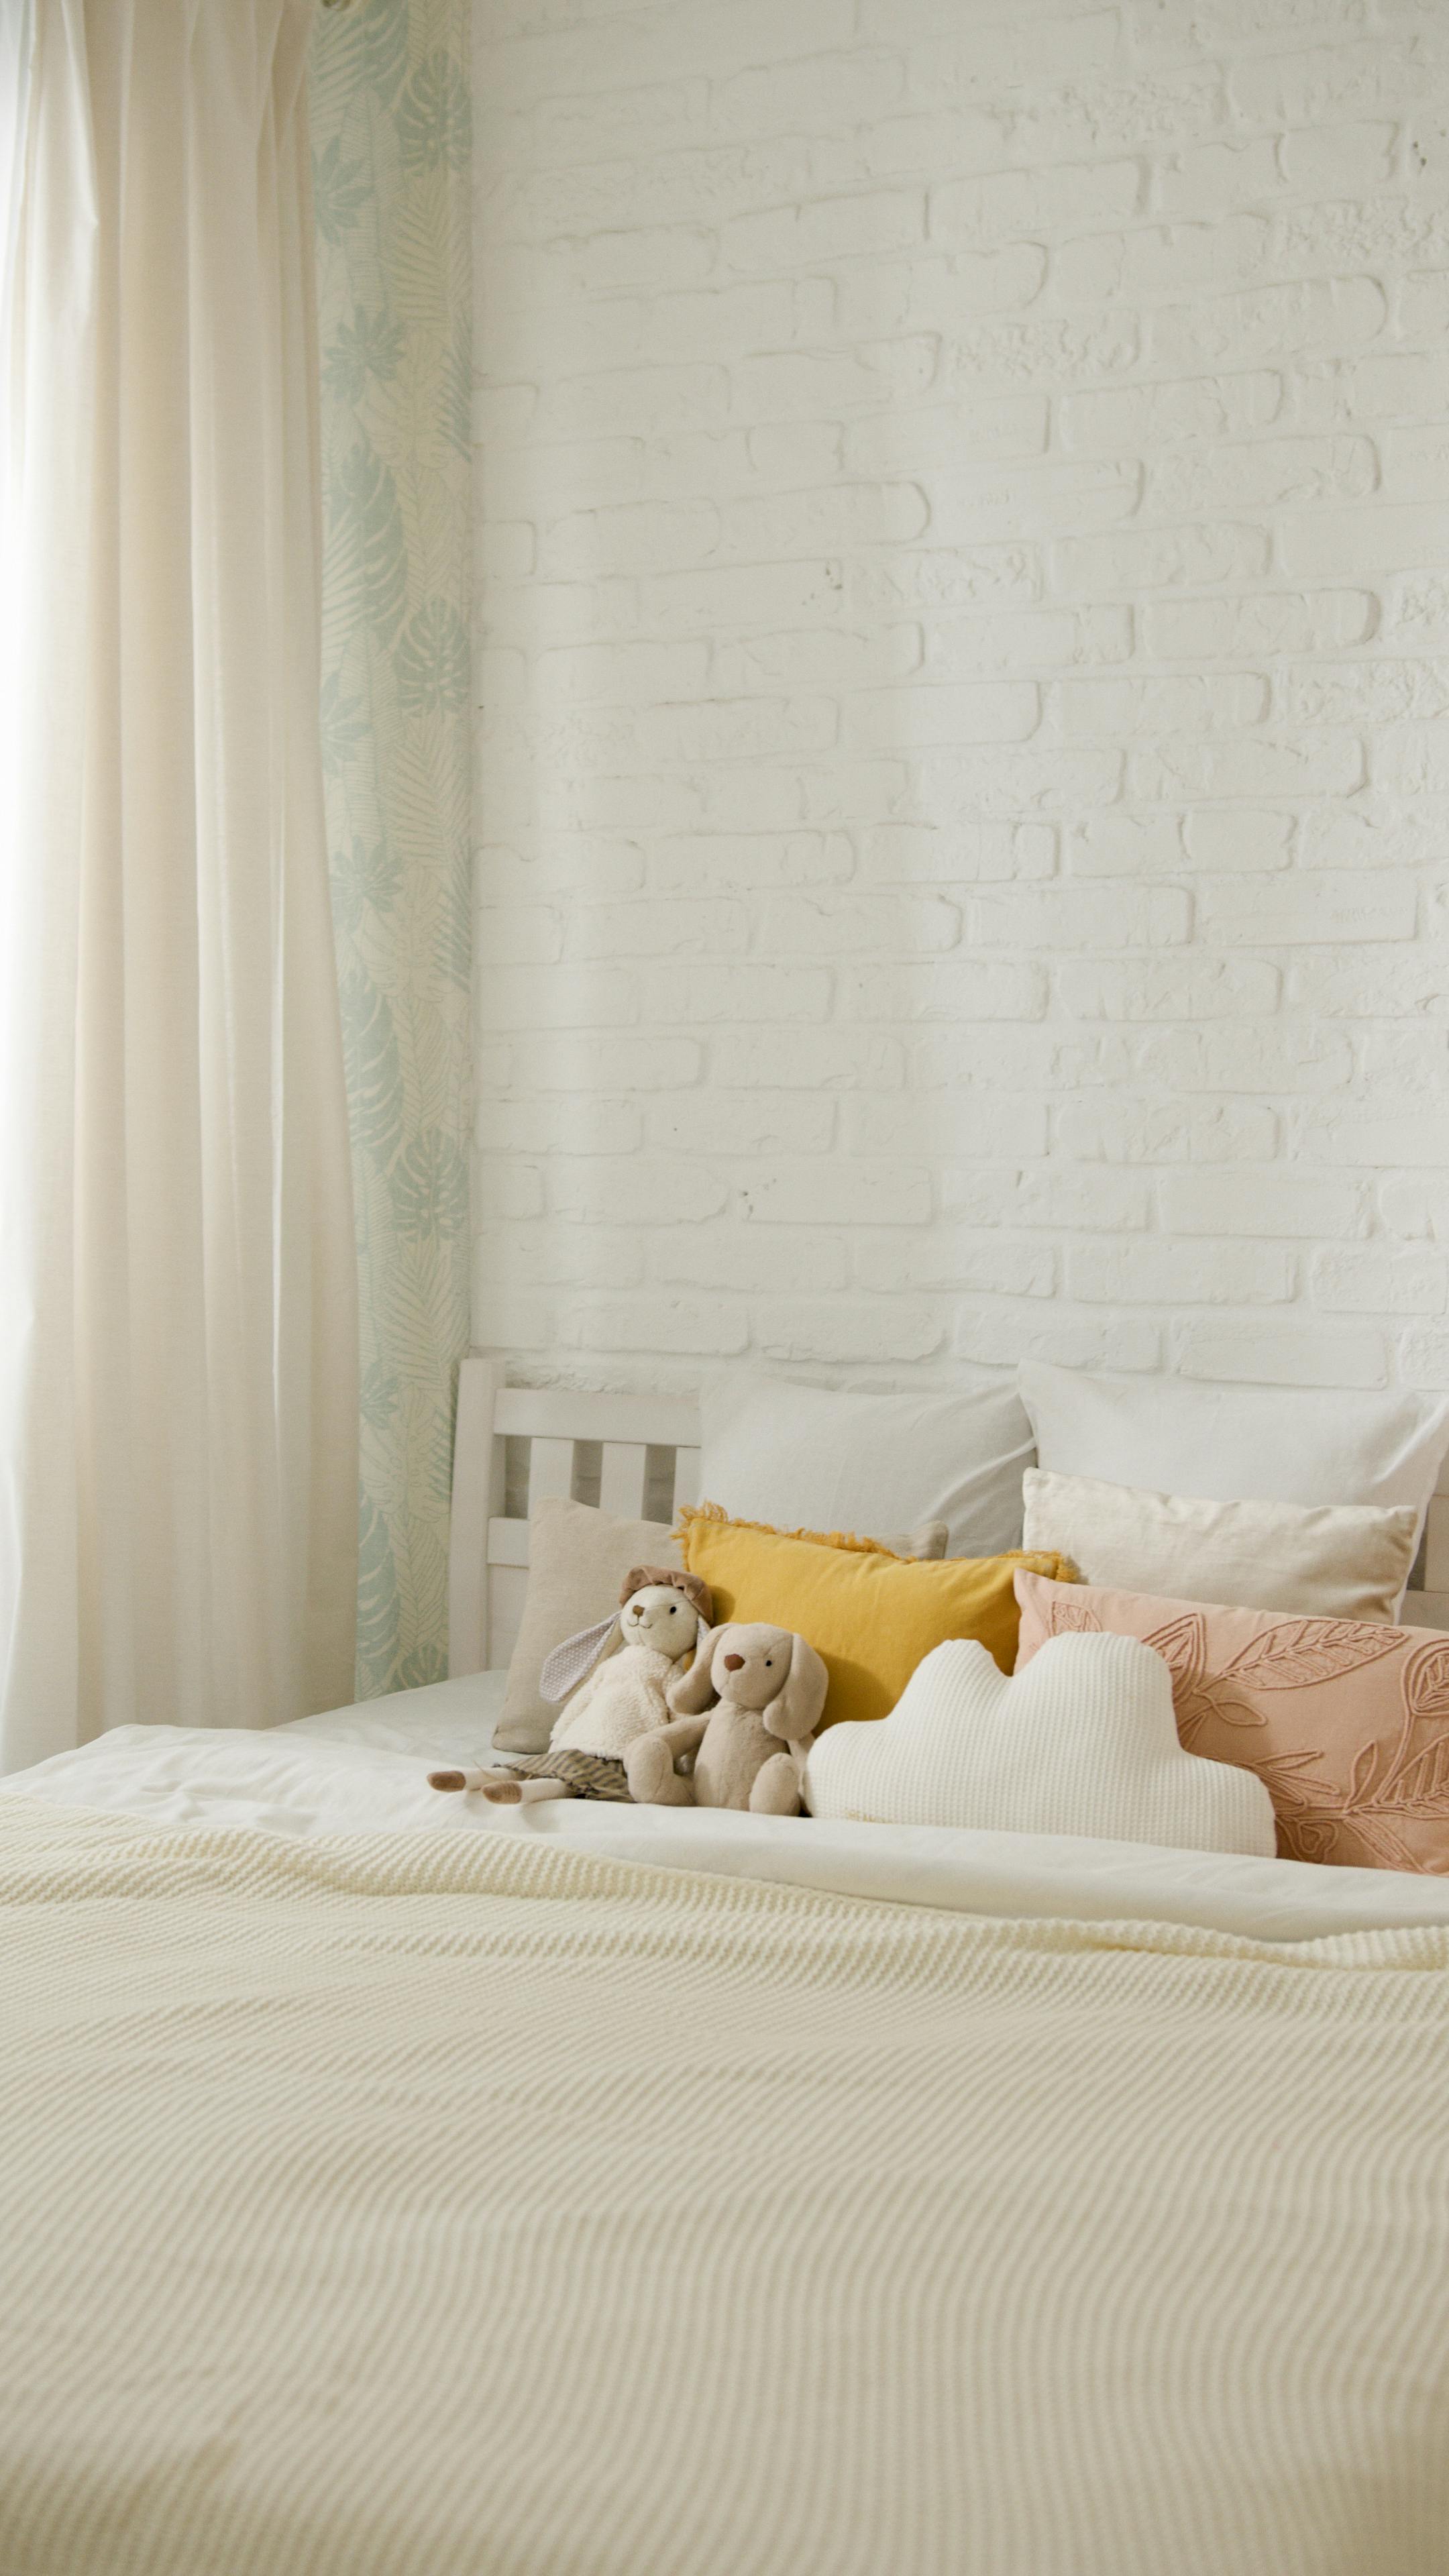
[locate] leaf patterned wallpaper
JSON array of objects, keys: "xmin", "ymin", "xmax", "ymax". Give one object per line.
[{"xmin": 312, "ymin": 0, "xmax": 472, "ymax": 1697}]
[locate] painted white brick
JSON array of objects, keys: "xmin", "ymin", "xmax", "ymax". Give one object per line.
[
  {"xmin": 712, "ymin": 631, "xmax": 920, "ymax": 696},
  {"xmin": 1173, "ymin": 1318, "xmax": 1389, "ymax": 1391},
  {"xmin": 707, "ymin": 1028, "xmax": 905, "ymax": 1089},
  {"xmin": 1052, "ymin": 675, "xmax": 1268, "ymax": 737},
  {"xmin": 1148, "ymin": 434, "xmax": 1378, "ymax": 516},
  {"xmin": 475, "ymin": 1226, "xmax": 647, "ymax": 1293},
  {"xmin": 1196, "ymin": 872, "xmax": 1417, "ymax": 946},
  {"xmin": 848, "ymin": 681, "xmax": 1040, "ymax": 751},
  {"xmin": 1311, "ymin": 1247, "xmax": 1448, "ymax": 1316},
  {"xmin": 476, "ymin": 965, "xmax": 637, "ymax": 1030},
  {"xmin": 1155, "ymin": 136, "xmax": 1281, "ymax": 219},
  {"xmin": 482, "ymin": 1096, "xmax": 642, "ymax": 1157},
  {"xmin": 647, "ymin": 1093, "xmax": 837, "ymax": 1155},
  {"xmin": 1128, "ymin": 733, "xmax": 1366, "ymax": 802},
  {"xmin": 1143, "ymin": 590, "xmax": 1377, "ymax": 659},
  {"xmin": 722, "ymin": 190, "xmax": 924, "ymax": 274},
  {"xmin": 1159, "ymin": 1168, "xmax": 1369, "ymax": 1242},
  {"xmin": 1069, "ymin": 1240, "xmax": 1297, "ymax": 1307},
  {"xmin": 971, "ymin": 886, "xmax": 1191, "ymax": 951},
  {"xmin": 761, "ymin": 892, "xmax": 961, "ymax": 955},
  {"xmin": 739, "ymin": 1160, "xmax": 932, "ymax": 1226},
  {"xmin": 1058, "ymin": 957, "xmax": 1281, "ymax": 1020},
  {"xmin": 640, "ymin": 963, "xmax": 833, "ymax": 1024},
  {"xmin": 1056, "ymin": 1096, "xmax": 1279, "ymax": 1165},
  {"xmin": 720, "ymin": 482, "xmax": 929, "ymax": 562},
  {"xmin": 1149, "ymin": 277, "xmax": 1388, "ymax": 372},
  {"xmin": 550, "ymin": 1159, "xmax": 730, "ymax": 1226},
  {"xmin": 843, "ymin": 1094, "xmax": 1049, "ymax": 1163},
  {"xmin": 475, "ymin": 0, "xmax": 1449, "ymax": 1413},
  {"xmin": 856, "ymin": 1232, "xmax": 1057, "ymax": 1298},
  {"xmin": 943, "ymin": 1163, "xmax": 1152, "ymax": 1235},
  {"xmin": 497, "ymin": 1034, "xmax": 702, "ymax": 1093},
  {"xmin": 1277, "ymin": 503, "xmax": 1446, "ymax": 579},
  {"xmin": 934, "ymin": 159, "xmax": 1142, "ymax": 247},
  {"xmin": 561, "ymin": 1296, "xmax": 751, "ymax": 1357},
  {"xmin": 1399, "ymin": 1330, "xmax": 1449, "ymax": 1393},
  {"xmin": 1136, "ymin": 1022, "xmax": 1354, "ymax": 1095},
  {"xmin": 566, "ymin": 900, "xmax": 750, "ymax": 962},
  {"xmin": 652, "ymin": 1228, "xmax": 851, "ymax": 1294},
  {"xmin": 1061, "ymin": 370, "xmax": 1283, "ymax": 452},
  {"xmin": 1071, "ymin": 815, "xmax": 1185, "ymax": 878},
  {"xmin": 851, "ymin": 548, "xmax": 1041, "ymax": 617},
  {"xmin": 859, "ymin": 821, "xmax": 1056, "ymax": 885},
  {"xmin": 922, "ymin": 607, "xmax": 1132, "ymax": 678},
  {"xmin": 1053, "ymin": 523, "xmax": 1271, "ymax": 597},
  {"xmin": 753, "ymin": 1299, "xmax": 947, "ymax": 1364},
  {"xmin": 1302, "ymin": 1108, "xmax": 1449, "ymax": 1170},
  {"xmin": 651, "ymin": 831, "xmax": 854, "ymax": 892},
  {"xmin": 955, "ymin": 1311, "xmax": 1165, "ymax": 1373},
  {"xmin": 1382, "ymin": 1179, "xmax": 1449, "ymax": 1246}
]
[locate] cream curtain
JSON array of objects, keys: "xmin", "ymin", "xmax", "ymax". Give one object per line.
[{"xmin": 0, "ymin": 0, "xmax": 358, "ymax": 1770}]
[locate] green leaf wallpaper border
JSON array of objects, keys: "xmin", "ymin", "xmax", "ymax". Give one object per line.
[{"xmin": 313, "ymin": 0, "xmax": 472, "ymax": 1698}]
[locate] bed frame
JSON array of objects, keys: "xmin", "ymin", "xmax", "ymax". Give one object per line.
[{"xmin": 445, "ymin": 1355, "xmax": 1449, "ymax": 1676}]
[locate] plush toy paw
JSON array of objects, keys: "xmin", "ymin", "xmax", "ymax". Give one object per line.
[
  {"xmin": 625, "ymin": 1733, "xmax": 682, "ymax": 1804},
  {"xmin": 749, "ymin": 1751, "xmax": 804, "ymax": 1817}
]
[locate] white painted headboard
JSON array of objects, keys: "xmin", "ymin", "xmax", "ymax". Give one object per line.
[
  {"xmin": 447, "ymin": 1359, "xmax": 701, "ymax": 1676},
  {"xmin": 446, "ymin": 1355, "xmax": 1449, "ymax": 1677}
]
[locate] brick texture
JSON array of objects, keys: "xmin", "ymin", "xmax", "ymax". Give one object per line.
[{"xmin": 473, "ymin": 0, "xmax": 1449, "ymax": 1399}]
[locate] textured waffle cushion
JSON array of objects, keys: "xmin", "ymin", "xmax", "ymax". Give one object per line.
[{"xmin": 805, "ymin": 1631, "xmax": 1277, "ymax": 1856}]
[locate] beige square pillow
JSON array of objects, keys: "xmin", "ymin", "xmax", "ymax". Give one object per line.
[
  {"xmin": 496, "ymin": 1496, "xmax": 683, "ymax": 1754},
  {"xmin": 1021, "ymin": 1467, "xmax": 1419, "ymax": 1624}
]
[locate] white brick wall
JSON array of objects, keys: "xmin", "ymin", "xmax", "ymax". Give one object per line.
[{"xmin": 472, "ymin": 0, "xmax": 1449, "ymax": 1402}]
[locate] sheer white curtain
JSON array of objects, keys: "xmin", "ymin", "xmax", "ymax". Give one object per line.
[{"xmin": 0, "ymin": 0, "xmax": 358, "ymax": 1771}]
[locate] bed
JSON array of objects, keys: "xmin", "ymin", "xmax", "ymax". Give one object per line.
[{"xmin": 4, "ymin": 1366, "xmax": 1449, "ymax": 2574}]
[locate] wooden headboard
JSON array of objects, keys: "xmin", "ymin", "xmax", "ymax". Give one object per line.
[{"xmin": 446, "ymin": 1355, "xmax": 1449, "ymax": 1676}]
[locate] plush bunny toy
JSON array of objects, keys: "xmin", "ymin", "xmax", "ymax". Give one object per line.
[
  {"xmin": 429, "ymin": 1566, "xmax": 713, "ymax": 1806},
  {"xmin": 625, "ymin": 1621, "xmax": 828, "ymax": 1816}
]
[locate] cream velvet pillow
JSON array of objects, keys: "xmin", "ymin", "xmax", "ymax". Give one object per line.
[
  {"xmin": 1022, "ymin": 1468, "xmax": 1419, "ymax": 1623},
  {"xmin": 805, "ymin": 1632, "xmax": 1275, "ymax": 1856},
  {"xmin": 496, "ymin": 1496, "xmax": 683, "ymax": 1754}
]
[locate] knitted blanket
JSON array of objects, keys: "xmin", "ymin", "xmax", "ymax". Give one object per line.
[{"xmin": 2, "ymin": 1794, "xmax": 1448, "ymax": 2575}]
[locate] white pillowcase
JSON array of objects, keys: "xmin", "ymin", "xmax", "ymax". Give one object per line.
[
  {"xmin": 1022, "ymin": 1468, "xmax": 1419, "ymax": 1623},
  {"xmin": 804, "ymin": 1632, "xmax": 1275, "ymax": 1856},
  {"xmin": 698, "ymin": 1368, "xmax": 1034, "ymax": 1558},
  {"xmin": 1019, "ymin": 1360, "xmax": 1449, "ymax": 1520}
]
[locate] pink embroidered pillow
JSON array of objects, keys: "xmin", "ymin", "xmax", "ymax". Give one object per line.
[{"xmin": 1014, "ymin": 1568, "xmax": 1449, "ymax": 1876}]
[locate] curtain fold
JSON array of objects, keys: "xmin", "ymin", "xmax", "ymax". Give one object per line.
[{"xmin": 0, "ymin": 0, "xmax": 358, "ymax": 1771}]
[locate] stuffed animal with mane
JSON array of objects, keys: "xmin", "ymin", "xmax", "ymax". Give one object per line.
[{"xmin": 428, "ymin": 1566, "xmax": 712, "ymax": 1805}]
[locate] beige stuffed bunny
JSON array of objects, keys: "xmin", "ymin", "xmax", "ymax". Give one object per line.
[
  {"xmin": 625, "ymin": 1621, "xmax": 828, "ymax": 1815},
  {"xmin": 429, "ymin": 1567, "xmax": 712, "ymax": 1805}
]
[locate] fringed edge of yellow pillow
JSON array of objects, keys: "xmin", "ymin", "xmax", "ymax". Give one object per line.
[
  {"xmin": 678, "ymin": 1501, "xmax": 1080, "ymax": 1587},
  {"xmin": 679, "ymin": 1501, "xmax": 914, "ymax": 1560}
]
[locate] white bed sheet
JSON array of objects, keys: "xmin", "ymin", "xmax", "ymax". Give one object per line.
[{"xmin": 10, "ymin": 1669, "xmax": 1449, "ymax": 1945}]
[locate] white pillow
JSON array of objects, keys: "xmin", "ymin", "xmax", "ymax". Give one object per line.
[
  {"xmin": 1022, "ymin": 1468, "xmax": 1419, "ymax": 1623},
  {"xmin": 805, "ymin": 1633, "xmax": 1275, "ymax": 1854},
  {"xmin": 698, "ymin": 1368, "xmax": 1034, "ymax": 1558},
  {"xmin": 1019, "ymin": 1360, "xmax": 1449, "ymax": 1519}
]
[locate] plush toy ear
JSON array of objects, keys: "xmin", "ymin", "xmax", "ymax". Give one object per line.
[
  {"xmin": 761, "ymin": 1631, "xmax": 828, "ymax": 1748},
  {"xmin": 539, "ymin": 1615, "xmax": 619, "ymax": 1705},
  {"xmin": 666, "ymin": 1623, "xmax": 720, "ymax": 1716}
]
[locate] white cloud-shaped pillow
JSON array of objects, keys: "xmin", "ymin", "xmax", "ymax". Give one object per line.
[{"xmin": 804, "ymin": 1632, "xmax": 1276, "ymax": 1856}]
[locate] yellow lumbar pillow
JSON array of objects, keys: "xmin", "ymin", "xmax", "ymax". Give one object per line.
[{"xmin": 678, "ymin": 1505, "xmax": 1078, "ymax": 1731}]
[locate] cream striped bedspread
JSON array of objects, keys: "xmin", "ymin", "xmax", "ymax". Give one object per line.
[{"xmin": 2, "ymin": 1794, "xmax": 1448, "ymax": 2576}]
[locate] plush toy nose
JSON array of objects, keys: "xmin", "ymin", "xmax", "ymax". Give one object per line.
[{"xmin": 723, "ymin": 1652, "xmax": 745, "ymax": 1671}]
